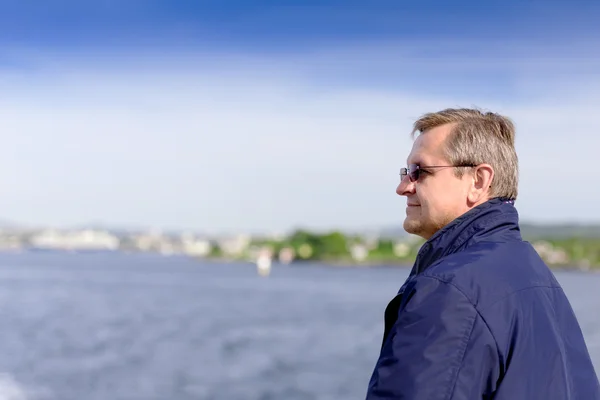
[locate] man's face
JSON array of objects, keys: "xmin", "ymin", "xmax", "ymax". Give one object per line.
[{"xmin": 396, "ymin": 124, "xmax": 473, "ymax": 239}]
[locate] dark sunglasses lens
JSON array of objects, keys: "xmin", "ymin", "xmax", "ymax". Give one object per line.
[
  {"xmin": 408, "ymin": 166, "xmax": 420, "ymax": 181},
  {"xmin": 401, "ymin": 166, "xmax": 421, "ymax": 182}
]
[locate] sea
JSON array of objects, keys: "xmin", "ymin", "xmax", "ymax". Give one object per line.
[{"xmin": 0, "ymin": 251, "xmax": 597, "ymax": 400}]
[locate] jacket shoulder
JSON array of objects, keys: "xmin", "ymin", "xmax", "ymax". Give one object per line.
[{"xmin": 422, "ymin": 240, "xmax": 560, "ymax": 310}]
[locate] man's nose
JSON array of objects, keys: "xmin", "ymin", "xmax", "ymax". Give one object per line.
[{"xmin": 396, "ymin": 177, "xmax": 415, "ymax": 196}]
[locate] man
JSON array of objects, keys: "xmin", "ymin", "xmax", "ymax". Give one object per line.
[{"xmin": 366, "ymin": 108, "xmax": 600, "ymax": 399}]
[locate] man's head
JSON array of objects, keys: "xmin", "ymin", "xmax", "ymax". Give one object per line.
[{"xmin": 397, "ymin": 108, "xmax": 519, "ymax": 239}]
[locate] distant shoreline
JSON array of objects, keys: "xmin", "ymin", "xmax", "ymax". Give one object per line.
[
  {"xmin": 202, "ymin": 255, "xmax": 598, "ymax": 273},
  {"xmin": 1, "ymin": 249, "xmax": 597, "ymax": 273}
]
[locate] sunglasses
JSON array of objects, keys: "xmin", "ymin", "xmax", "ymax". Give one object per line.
[{"xmin": 400, "ymin": 163, "xmax": 477, "ymax": 182}]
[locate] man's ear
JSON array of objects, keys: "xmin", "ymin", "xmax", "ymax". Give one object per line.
[{"xmin": 467, "ymin": 164, "xmax": 494, "ymax": 205}]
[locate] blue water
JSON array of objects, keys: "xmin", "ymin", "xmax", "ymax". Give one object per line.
[{"xmin": 0, "ymin": 251, "xmax": 597, "ymax": 399}]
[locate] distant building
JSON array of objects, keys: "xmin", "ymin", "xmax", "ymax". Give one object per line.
[
  {"xmin": 181, "ymin": 236, "xmax": 212, "ymax": 257},
  {"xmin": 30, "ymin": 229, "xmax": 120, "ymax": 250},
  {"xmin": 532, "ymin": 241, "xmax": 569, "ymax": 265},
  {"xmin": 393, "ymin": 242, "xmax": 410, "ymax": 258},
  {"xmin": 279, "ymin": 247, "xmax": 295, "ymax": 264},
  {"xmin": 218, "ymin": 235, "xmax": 251, "ymax": 257},
  {"xmin": 350, "ymin": 244, "xmax": 368, "ymax": 261}
]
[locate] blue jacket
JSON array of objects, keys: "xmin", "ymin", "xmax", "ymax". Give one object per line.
[{"xmin": 366, "ymin": 198, "xmax": 600, "ymax": 399}]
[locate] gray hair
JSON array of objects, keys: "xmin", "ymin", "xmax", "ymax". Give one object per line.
[{"xmin": 411, "ymin": 108, "xmax": 519, "ymax": 200}]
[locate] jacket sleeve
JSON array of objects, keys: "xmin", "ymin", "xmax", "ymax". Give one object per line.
[{"xmin": 367, "ymin": 276, "xmax": 500, "ymax": 400}]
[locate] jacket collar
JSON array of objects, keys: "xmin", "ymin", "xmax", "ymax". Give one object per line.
[{"xmin": 410, "ymin": 197, "xmax": 522, "ymax": 276}]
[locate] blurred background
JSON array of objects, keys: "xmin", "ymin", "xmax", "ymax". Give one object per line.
[{"xmin": 0, "ymin": 1, "xmax": 599, "ymax": 399}]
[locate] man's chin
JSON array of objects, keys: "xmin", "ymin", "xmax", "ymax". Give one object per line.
[
  {"xmin": 403, "ymin": 218, "xmax": 420, "ymax": 235},
  {"xmin": 404, "ymin": 217, "xmax": 433, "ymax": 239}
]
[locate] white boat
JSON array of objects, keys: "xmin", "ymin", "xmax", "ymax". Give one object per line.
[{"xmin": 256, "ymin": 250, "xmax": 272, "ymax": 277}]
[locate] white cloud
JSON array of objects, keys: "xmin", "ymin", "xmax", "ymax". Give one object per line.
[{"xmin": 0, "ymin": 46, "xmax": 599, "ymax": 232}]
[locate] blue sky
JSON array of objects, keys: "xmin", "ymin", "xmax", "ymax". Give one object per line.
[{"xmin": 1, "ymin": 1, "xmax": 600, "ymax": 234}]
